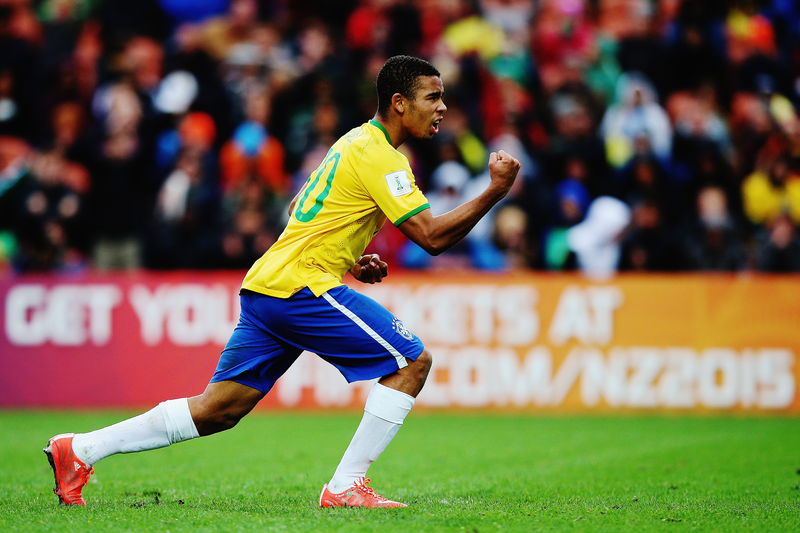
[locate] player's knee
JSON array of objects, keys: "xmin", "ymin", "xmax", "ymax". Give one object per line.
[
  {"xmin": 195, "ymin": 409, "xmax": 242, "ymax": 435},
  {"xmin": 215, "ymin": 412, "xmax": 243, "ymax": 432},
  {"xmin": 190, "ymin": 398, "xmax": 244, "ymax": 436}
]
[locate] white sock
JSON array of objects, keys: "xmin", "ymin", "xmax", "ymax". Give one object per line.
[
  {"xmin": 71, "ymin": 398, "xmax": 199, "ymax": 466},
  {"xmin": 327, "ymin": 383, "xmax": 415, "ymax": 493}
]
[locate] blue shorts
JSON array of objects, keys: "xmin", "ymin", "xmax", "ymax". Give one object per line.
[{"xmin": 211, "ymin": 285, "xmax": 425, "ymax": 394}]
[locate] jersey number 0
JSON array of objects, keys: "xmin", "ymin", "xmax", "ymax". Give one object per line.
[{"xmin": 294, "ymin": 150, "xmax": 341, "ymax": 223}]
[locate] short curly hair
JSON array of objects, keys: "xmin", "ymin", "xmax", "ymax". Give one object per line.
[{"xmin": 376, "ymin": 55, "xmax": 441, "ymax": 117}]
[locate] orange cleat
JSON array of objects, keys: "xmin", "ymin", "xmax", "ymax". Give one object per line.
[
  {"xmin": 43, "ymin": 433, "xmax": 94, "ymax": 506},
  {"xmin": 319, "ymin": 478, "xmax": 407, "ymax": 508}
]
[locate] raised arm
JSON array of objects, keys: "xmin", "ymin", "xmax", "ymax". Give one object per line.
[{"xmin": 397, "ymin": 150, "xmax": 520, "ymax": 255}]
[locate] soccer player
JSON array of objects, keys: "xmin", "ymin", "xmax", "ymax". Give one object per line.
[{"xmin": 44, "ymin": 55, "xmax": 520, "ymax": 508}]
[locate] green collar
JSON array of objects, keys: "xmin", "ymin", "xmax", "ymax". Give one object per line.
[{"xmin": 369, "ymin": 119, "xmax": 392, "ymax": 146}]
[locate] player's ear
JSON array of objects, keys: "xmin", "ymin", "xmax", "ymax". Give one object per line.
[{"xmin": 391, "ymin": 93, "xmax": 404, "ymax": 114}]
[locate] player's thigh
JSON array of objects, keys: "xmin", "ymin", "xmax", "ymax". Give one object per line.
[
  {"xmin": 268, "ymin": 286, "xmax": 426, "ymax": 383},
  {"xmin": 212, "ymin": 295, "xmax": 303, "ymax": 395}
]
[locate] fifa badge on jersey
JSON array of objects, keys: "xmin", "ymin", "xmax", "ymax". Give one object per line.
[
  {"xmin": 385, "ymin": 170, "xmax": 412, "ymax": 197},
  {"xmin": 392, "ymin": 317, "xmax": 414, "ymax": 340}
]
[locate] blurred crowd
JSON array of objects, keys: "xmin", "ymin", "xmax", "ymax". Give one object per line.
[{"xmin": 2, "ymin": 0, "xmax": 800, "ymax": 276}]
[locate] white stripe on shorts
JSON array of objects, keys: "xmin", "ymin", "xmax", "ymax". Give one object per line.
[{"xmin": 321, "ymin": 291, "xmax": 408, "ymax": 369}]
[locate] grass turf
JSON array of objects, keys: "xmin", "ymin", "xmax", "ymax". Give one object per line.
[{"xmin": 0, "ymin": 410, "xmax": 798, "ymax": 532}]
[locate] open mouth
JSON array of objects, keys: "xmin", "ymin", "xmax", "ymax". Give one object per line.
[{"xmin": 432, "ymin": 118, "xmax": 442, "ymax": 134}]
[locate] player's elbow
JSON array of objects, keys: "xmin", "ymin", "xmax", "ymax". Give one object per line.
[
  {"xmin": 399, "ymin": 212, "xmax": 454, "ymax": 255},
  {"xmin": 416, "ymin": 236, "xmax": 450, "ymax": 256},
  {"xmin": 417, "ymin": 227, "xmax": 454, "ymax": 256},
  {"xmin": 428, "ymin": 243, "xmax": 451, "ymax": 256}
]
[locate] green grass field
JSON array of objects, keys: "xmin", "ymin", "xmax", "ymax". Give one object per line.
[{"xmin": 0, "ymin": 410, "xmax": 798, "ymax": 532}]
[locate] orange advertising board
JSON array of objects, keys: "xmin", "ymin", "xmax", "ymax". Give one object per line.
[
  {"xmin": 1, "ymin": 271, "xmax": 797, "ymax": 413},
  {"xmin": 359, "ymin": 272, "xmax": 799, "ymax": 413}
]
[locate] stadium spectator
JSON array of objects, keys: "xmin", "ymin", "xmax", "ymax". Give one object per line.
[
  {"xmin": 152, "ymin": 70, "xmax": 200, "ymax": 171},
  {"xmin": 544, "ymin": 87, "xmax": 608, "ymax": 196},
  {"xmin": 541, "ymin": 176, "xmax": 589, "ymax": 271},
  {"xmin": 85, "ymin": 80, "xmax": 153, "ymax": 270},
  {"xmin": 218, "ymin": 168, "xmax": 279, "ymax": 270},
  {"xmin": 436, "ymin": 100, "xmax": 487, "ymax": 177},
  {"xmin": 619, "ymin": 198, "xmax": 681, "ymax": 272},
  {"xmin": 680, "ymin": 185, "xmax": 748, "ymax": 271},
  {"xmin": 217, "ymin": 84, "xmax": 289, "ymax": 269},
  {"xmin": 612, "ymin": 0, "xmax": 667, "ymax": 91},
  {"xmin": 219, "ymin": 85, "xmax": 288, "ymax": 196},
  {"xmin": 176, "ymin": 0, "xmax": 261, "ymax": 63},
  {"xmin": 493, "ymin": 202, "xmax": 533, "ymax": 268},
  {"xmin": 667, "ymin": 86, "xmax": 734, "ymax": 165},
  {"xmin": 742, "ymin": 142, "xmax": 800, "ymax": 227},
  {"xmin": 611, "ymin": 154, "xmax": 674, "ymax": 222},
  {"xmin": 344, "ymin": 0, "xmax": 389, "ymax": 54},
  {"xmin": 567, "ymin": 195, "xmax": 631, "ymax": 280},
  {"xmin": 147, "ymin": 111, "xmax": 221, "ymax": 269},
  {"xmin": 600, "ymin": 72, "xmax": 673, "ymax": 169},
  {"xmin": 728, "ymin": 90, "xmax": 775, "ymax": 175},
  {"xmin": 659, "ymin": 0, "xmax": 726, "ymax": 96},
  {"xmin": 531, "ymin": 0, "xmax": 594, "ymax": 96},
  {"xmin": 441, "ymin": 0, "xmax": 505, "ymax": 64},
  {"xmin": 753, "ymin": 211, "xmax": 800, "ymax": 271},
  {"xmin": 1, "ymin": 145, "xmax": 89, "ymax": 272}
]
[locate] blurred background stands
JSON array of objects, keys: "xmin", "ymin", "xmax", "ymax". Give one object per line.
[{"xmin": 1, "ymin": 0, "xmax": 800, "ymax": 275}]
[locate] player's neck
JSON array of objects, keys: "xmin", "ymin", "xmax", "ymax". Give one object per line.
[{"xmin": 371, "ymin": 115, "xmax": 407, "ymax": 149}]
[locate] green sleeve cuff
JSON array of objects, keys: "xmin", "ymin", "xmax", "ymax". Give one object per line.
[{"xmin": 393, "ymin": 203, "xmax": 430, "ymax": 226}]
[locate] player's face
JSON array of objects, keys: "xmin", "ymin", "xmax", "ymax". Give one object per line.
[{"xmin": 403, "ymin": 76, "xmax": 446, "ymax": 140}]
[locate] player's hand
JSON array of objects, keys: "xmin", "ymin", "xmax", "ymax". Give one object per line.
[
  {"xmin": 350, "ymin": 254, "xmax": 388, "ymax": 284},
  {"xmin": 488, "ymin": 150, "xmax": 520, "ymax": 195}
]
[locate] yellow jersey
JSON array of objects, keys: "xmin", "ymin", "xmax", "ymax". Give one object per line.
[{"xmin": 241, "ymin": 120, "xmax": 430, "ymax": 298}]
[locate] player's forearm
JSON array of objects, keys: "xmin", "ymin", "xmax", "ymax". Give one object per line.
[{"xmin": 400, "ymin": 184, "xmax": 507, "ymax": 255}]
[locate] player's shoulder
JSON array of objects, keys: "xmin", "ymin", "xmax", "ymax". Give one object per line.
[
  {"xmin": 333, "ymin": 124, "xmax": 373, "ymax": 159},
  {"xmin": 337, "ymin": 124, "xmax": 368, "ymax": 146},
  {"xmin": 339, "ymin": 124, "xmax": 409, "ymax": 171}
]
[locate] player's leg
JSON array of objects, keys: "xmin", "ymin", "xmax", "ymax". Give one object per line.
[
  {"xmin": 321, "ymin": 350, "xmax": 431, "ymax": 508},
  {"xmin": 188, "ymin": 379, "xmax": 265, "ymax": 435},
  {"xmin": 277, "ymin": 286, "xmax": 429, "ymax": 507},
  {"xmin": 377, "ymin": 348, "xmax": 433, "ymax": 397},
  {"xmin": 44, "ymin": 381, "xmax": 264, "ymax": 506},
  {"xmin": 44, "ymin": 290, "xmax": 294, "ymax": 505},
  {"xmin": 71, "ymin": 379, "xmax": 264, "ymax": 465}
]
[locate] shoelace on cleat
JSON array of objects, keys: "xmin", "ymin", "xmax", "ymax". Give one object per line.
[{"xmin": 353, "ymin": 478, "xmax": 387, "ymax": 501}]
